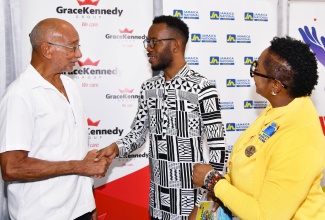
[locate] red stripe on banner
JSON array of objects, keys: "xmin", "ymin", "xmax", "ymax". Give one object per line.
[{"xmin": 94, "ymin": 165, "xmax": 151, "ymax": 220}]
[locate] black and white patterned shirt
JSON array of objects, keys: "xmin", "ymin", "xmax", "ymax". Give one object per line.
[{"xmin": 116, "ymin": 64, "xmax": 227, "ymax": 220}]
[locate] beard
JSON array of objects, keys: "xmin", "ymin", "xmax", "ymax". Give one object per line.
[{"xmin": 151, "ymin": 47, "xmax": 173, "ymax": 71}]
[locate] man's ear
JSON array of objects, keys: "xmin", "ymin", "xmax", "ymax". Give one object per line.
[
  {"xmin": 173, "ymin": 39, "xmax": 181, "ymax": 53},
  {"xmin": 41, "ymin": 43, "xmax": 52, "ymax": 59}
]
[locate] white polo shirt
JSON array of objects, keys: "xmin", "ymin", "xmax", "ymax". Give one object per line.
[{"xmin": 0, "ymin": 64, "xmax": 95, "ymax": 220}]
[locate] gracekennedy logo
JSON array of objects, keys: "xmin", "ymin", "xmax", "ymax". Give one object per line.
[
  {"xmin": 119, "ymin": 88, "xmax": 134, "ymax": 93},
  {"xmin": 87, "ymin": 118, "xmax": 124, "ymax": 137},
  {"xmin": 105, "ymin": 28, "xmax": 145, "ymax": 40},
  {"xmin": 77, "ymin": 0, "xmax": 99, "ymax": 6},
  {"xmin": 55, "ymin": 0, "xmax": 124, "ymax": 17},
  {"xmin": 62, "ymin": 57, "xmax": 118, "ymax": 76},
  {"xmin": 78, "ymin": 58, "xmax": 100, "ymax": 66},
  {"xmin": 119, "ymin": 28, "xmax": 133, "ymax": 34},
  {"xmin": 106, "ymin": 88, "xmax": 138, "ymax": 100},
  {"xmin": 87, "ymin": 118, "xmax": 100, "ymax": 126}
]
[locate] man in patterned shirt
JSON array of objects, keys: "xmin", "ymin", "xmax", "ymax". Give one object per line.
[{"xmin": 96, "ymin": 15, "xmax": 227, "ymax": 220}]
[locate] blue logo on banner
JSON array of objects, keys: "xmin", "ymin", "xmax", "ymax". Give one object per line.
[
  {"xmin": 243, "ymin": 100, "xmax": 268, "ymax": 109},
  {"xmin": 227, "ymin": 34, "xmax": 236, "ymax": 43},
  {"xmin": 226, "ymin": 79, "xmax": 236, "ymax": 87},
  {"xmin": 244, "ymin": 57, "xmax": 254, "ymax": 65},
  {"xmin": 191, "ymin": 34, "xmax": 201, "ymax": 42},
  {"xmin": 226, "ymin": 123, "xmax": 250, "ymax": 131},
  {"xmin": 226, "ymin": 79, "xmax": 251, "ymax": 87},
  {"xmin": 210, "ymin": 11, "xmax": 220, "ymax": 20},
  {"xmin": 227, "ymin": 34, "xmax": 251, "ymax": 43},
  {"xmin": 244, "ymin": 100, "xmax": 253, "ymax": 109},
  {"xmin": 244, "ymin": 12, "xmax": 268, "ymax": 21},
  {"xmin": 210, "ymin": 11, "xmax": 235, "ymax": 20},
  {"xmin": 226, "ymin": 123, "xmax": 236, "ymax": 131},
  {"xmin": 244, "ymin": 12, "xmax": 254, "ymax": 21},
  {"xmin": 173, "ymin": 10, "xmax": 183, "ymax": 18},
  {"xmin": 210, "ymin": 56, "xmax": 220, "ymax": 65}
]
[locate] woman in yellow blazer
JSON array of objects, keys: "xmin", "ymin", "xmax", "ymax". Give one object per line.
[{"xmin": 192, "ymin": 36, "xmax": 325, "ymax": 220}]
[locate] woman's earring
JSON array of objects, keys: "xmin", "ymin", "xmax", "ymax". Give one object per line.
[{"xmin": 271, "ymin": 90, "xmax": 277, "ymax": 96}]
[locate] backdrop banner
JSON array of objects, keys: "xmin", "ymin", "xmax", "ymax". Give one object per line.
[
  {"xmin": 162, "ymin": 0, "xmax": 278, "ymax": 161},
  {"xmin": 288, "ymin": 1, "xmax": 325, "ymax": 188}
]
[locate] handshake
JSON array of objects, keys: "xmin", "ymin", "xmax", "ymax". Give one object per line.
[{"xmin": 82, "ymin": 143, "xmax": 119, "ymax": 178}]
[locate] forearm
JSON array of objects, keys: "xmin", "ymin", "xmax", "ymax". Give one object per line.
[
  {"xmin": 117, "ymin": 86, "xmax": 149, "ymax": 157},
  {"xmin": 116, "ymin": 119, "xmax": 148, "ymax": 157},
  {"xmin": 199, "ymin": 84, "xmax": 227, "ymax": 171},
  {"xmin": 1, "ymin": 157, "xmax": 83, "ymax": 182}
]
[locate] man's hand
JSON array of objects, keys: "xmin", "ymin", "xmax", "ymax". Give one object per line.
[
  {"xmin": 95, "ymin": 143, "xmax": 119, "ymax": 162},
  {"xmin": 299, "ymin": 26, "xmax": 325, "ymax": 67},
  {"xmin": 82, "ymin": 149, "xmax": 110, "ymax": 178},
  {"xmin": 192, "ymin": 163, "xmax": 214, "ymax": 186}
]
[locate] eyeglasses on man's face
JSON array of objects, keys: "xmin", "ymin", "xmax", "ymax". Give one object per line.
[
  {"xmin": 47, "ymin": 42, "xmax": 81, "ymax": 53},
  {"xmin": 143, "ymin": 38, "xmax": 176, "ymax": 49},
  {"xmin": 250, "ymin": 60, "xmax": 287, "ymax": 89}
]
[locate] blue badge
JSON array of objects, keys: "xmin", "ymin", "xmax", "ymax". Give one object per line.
[{"xmin": 259, "ymin": 122, "xmax": 278, "ymax": 142}]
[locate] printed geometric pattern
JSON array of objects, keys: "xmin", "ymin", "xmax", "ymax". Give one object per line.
[
  {"xmin": 188, "ymin": 117, "xmax": 200, "ymax": 131},
  {"xmin": 150, "ymin": 158, "xmax": 161, "ymax": 185},
  {"xmin": 181, "ymin": 189, "xmax": 195, "ymax": 215},
  {"xmin": 161, "ymin": 191, "xmax": 170, "ymax": 207},
  {"xmin": 205, "ymin": 123, "xmax": 224, "ymax": 139},
  {"xmin": 178, "ymin": 138, "xmax": 193, "ymax": 162},
  {"xmin": 203, "ymin": 98, "xmax": 217, "ymax": 112},
  {"xmin": 117, "ymin": 65, "xmax": 227, "ymax": 220},
  {"xmin": 168, "ymin": 162, "xmax": 182, "ymax": 188}
]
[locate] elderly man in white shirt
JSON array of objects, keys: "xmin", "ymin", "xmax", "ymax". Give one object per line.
[{"xmin": 0, "ymin": 18, "xmax": 110, "ymax": 220}]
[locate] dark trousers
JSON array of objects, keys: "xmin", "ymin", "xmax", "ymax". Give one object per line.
[{"xmin": 74, "ymin": 212, "xmax": 91, "ymax": 220}]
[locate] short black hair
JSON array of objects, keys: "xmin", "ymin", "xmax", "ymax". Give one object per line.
[
  {"xmin": 265, "ymin": 36, "xmax": 318, "ymax": 97},
  {"xmin": 152, "ymin": 15, "xmax": 189, "ymax": 45}
]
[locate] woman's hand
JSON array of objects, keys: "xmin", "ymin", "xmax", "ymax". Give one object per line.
[
  {"xmin": 192, "ymin": 164, "xmax": 214, "ymax": 186},
  {"xmin": 207, "ymin": 191, "xmax": 220, "ymax": 212}
]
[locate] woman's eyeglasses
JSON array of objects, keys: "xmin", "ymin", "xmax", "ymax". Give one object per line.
[{"xmin": 250, "ymin": 60, "xmax": 287, "ymax": 89}]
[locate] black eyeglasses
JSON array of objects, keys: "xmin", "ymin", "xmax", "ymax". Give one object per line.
[
  {"xmin": 250, "ymin": 61, "xmax": 287, "ymax": 89},
  {"xmin": 47, "ymin": 42, "xmax": 81, "ymax": 53},
  {"xmin": 143, "ymin": 38, "xmax": 176, "ymax": 49}
]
